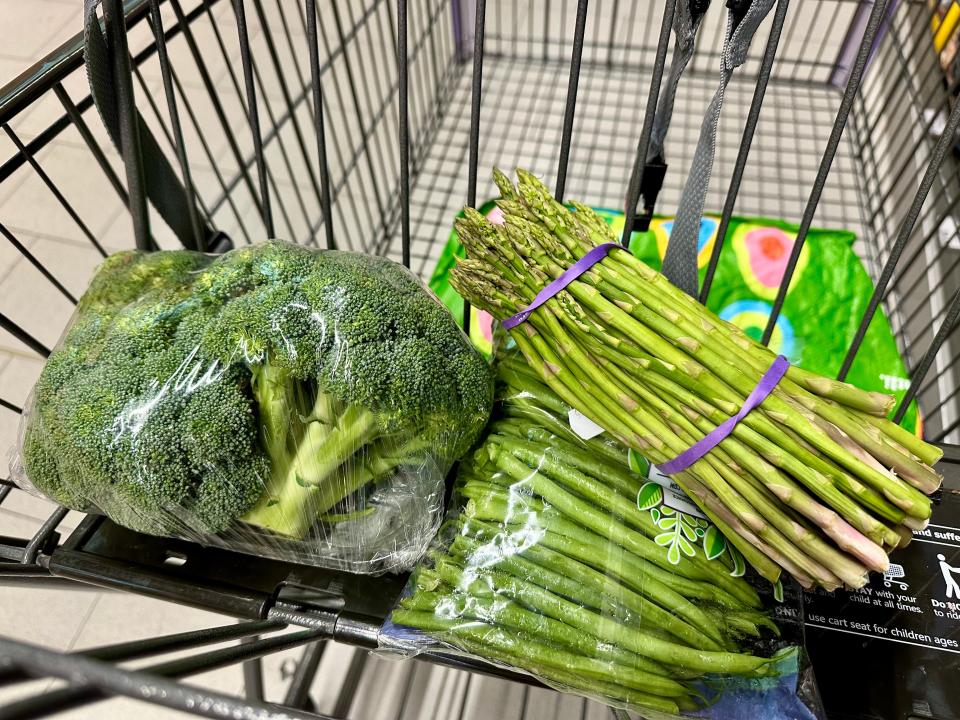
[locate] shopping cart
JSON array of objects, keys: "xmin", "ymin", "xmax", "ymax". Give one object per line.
[
  {"xmin": 882, "ymin": 562, "xmax": 909, "ymax": 590},
  {"xmin": 0, "ymin": 0, "xmax": 959, "ymax": 717}
]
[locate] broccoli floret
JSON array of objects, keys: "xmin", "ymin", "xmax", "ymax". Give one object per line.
[
  {"xmin": 80, "ymin": 249, "xmax": 207, "ymax": 314},
  {"xmin": 18, "ymin": 412, "xmax": 89, "ymax": 510},
  {"xmin": 17, "ymin": 240, "xmax": 493, "ymax": 544}
]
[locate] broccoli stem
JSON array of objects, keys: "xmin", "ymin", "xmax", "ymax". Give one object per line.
[
  {"xmin": 242, "ymin": 413, "xmax": 426, "ymax": 537},
  {"xmin": 250, "ymin": 362, "xmax": 302, "ymax": 484},
  {"xmin": 288, "ymin": 403, "xmax": 379, "ymax": 487},
  {"xmin": 245, "ymin": 360, "xmax": 381, "ymax": 537},
  {"xmin": 304, "ymin": 434, "xmax": 427, "ymax": 519}
]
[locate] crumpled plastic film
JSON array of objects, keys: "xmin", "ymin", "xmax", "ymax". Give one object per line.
[{"xmin": 9, "ymin": 241, "xmax": 493, "ymax": 573}]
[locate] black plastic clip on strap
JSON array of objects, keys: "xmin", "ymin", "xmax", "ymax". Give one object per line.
[
  {"xmin": 83, "ymin": 0, "xmax": 229, "ymax": 253},
  {"xmin": 630, "ymin": 0, "xmax": 712, "ymax": 235}
]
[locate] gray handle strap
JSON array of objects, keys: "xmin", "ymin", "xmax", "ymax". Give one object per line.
[
  {"xmin": 649, "ymin": 1, "xmax": 709, "ymax": 162},
  {"xmin": 661, "ymin": 0, "xmax": 776, "ymax": 297}
]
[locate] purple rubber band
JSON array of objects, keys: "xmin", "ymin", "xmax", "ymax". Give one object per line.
[
  {"xmin": 502, "ymin": 243, "xmax": 622, "ymax": 330},
  {"xmin": 658, "ymin": 355, "xmax": 790, "ymax": 475}
]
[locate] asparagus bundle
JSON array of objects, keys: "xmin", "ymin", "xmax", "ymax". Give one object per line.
[
  {"xmin": 447, "ymin": 168, "xmax": 943, "ymax": 591},
  {"xmin": 392, "ymin": 357, "xmax": 795, "ymax": 715}
]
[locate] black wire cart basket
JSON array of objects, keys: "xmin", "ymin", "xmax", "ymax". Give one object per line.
[{"xmin": 1, "ymin": 0, "xmax": 960, "ymax": 718}]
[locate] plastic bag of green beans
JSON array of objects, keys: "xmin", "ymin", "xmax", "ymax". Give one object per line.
[{"xmin": 380, "ymin": 343, "xmax": 823, "ymax": 717}]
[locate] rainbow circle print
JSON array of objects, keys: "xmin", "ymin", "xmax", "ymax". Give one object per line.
[
  {"xmin": 651, "ymin": 216, "xmax": 719, "ymax": 269},
  {"xmin": 731, "ymin": 223, "xmax": 809, "ymax": 300},
  {"xmin": 719, "ymin": 299, "xmax": 797, "ymax": 361},
  {"xmin": 469, "ymin": 305, "xmax": 494, "ymax": 356}
]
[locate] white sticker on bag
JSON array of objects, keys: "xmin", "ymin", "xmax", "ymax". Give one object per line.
[
  {"xmin": 568, "ymin": 408, "xmax": 605, "ymax": 440},
  {"xmin": 646, "ymin": 464, "xmax": 708, "ymax": 519}
]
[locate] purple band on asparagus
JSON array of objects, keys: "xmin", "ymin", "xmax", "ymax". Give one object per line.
[
  {"xmin": 658, "ymin": 355, "xmax": 790, "ymax": 475},
  {"xmin": 502, "ymin": 242, "xmax": 622, "ymax": 330}
]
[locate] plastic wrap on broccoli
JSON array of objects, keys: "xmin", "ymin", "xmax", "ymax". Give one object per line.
[{"xmin": 13, "ymin": 241, "xmax": 493, "ymax": 571}]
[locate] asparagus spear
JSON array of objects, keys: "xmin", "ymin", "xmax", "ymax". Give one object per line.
[
  {"xmin": 429, "ymin": 558, "xmax": 772, "ymax": 675},
  {"xmin": 487, "ymin": 439, "xmax": 761, "ymax": 604}
]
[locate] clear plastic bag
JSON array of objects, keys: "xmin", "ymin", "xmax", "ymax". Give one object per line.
[
  {"xmin": 380, "ymin": 344, "xmax": 822, "ymax": 716},
  {"xmin": 9, "ymin": 241, "xmax": 493, "ymax": 573}
]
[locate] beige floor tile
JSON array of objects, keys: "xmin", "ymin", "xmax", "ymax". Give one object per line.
[
  {"xmin": 0, "ymin": 507, "xmax": 46, "ymax": 539},
  {"xmin": 22, "ymin": 235, "xmax": 110, "ymax": 298},
  {"xmin": 21, "ymin": 669, "xmax": 244, "ymax": 720},
  {"xmin": 0, "ymin": 677, "xmax": 57, "ymax": 710},
  {"xmin": 0, "ymin": 352, "xmax": 44, "ymax": 409},
  {"xmin": 308, "ymin": 640, "xmax": 367, "ymax": 714},
  {"xmin": 0, "ymin": 584, "xmax": 102, "ymax": 651},
  {"xmin": 2, "ymin": 72, "xmax": 93, "ymax": 143},
  {"xmin": 95, "ymin": 207, "xmax": 144, "ymax": 253},
  {"xmin": 253, "ymin": 630, "xmax": 316, "ymax": 705},
  {"xmin": 206, "ymin": 188, "xmax": 268, "ymax": 248},
  {"xmin": 71, "ymin": 592, "xmax": 235, "ymax": 651},
  {"xmin": 0, "ymin": 486, "xmax": 85, "ymax": 529},
  {"xmin": 0, "ymin": 259, "xmax": 74, "ymax": 354},
  {"xmin": 458, "ymin": 672, "xmax": 535, "ymax": 720},
  {"xmin": 0, "ymin": 0, "xmax": 79, "ymax": 63},
  {"xmin": 147, "ymin": 76, "xmax": 250, "ymax": 168},
  {"xmin": 0, "ymin": 330, "xmax": 38, "ymax": 360},
  {"xmin": 0, "ymin": 487, "xmax": 64, "ymax": 524},
  {"xmin": 0, "ymin": 141, "xmax": 126, "ymax": 248},
  {"xmin": 50, "ymin": 695, "xmax": 204, "ymax": 720},
  {"xmin": 0, "ymin": 221, "xmax": 35, "ymax": 282},
  {"xmin": 243, "ymin": 640, "xmax": 363, "ymax": 715},
  {"xmin": 62, "ymin": 593, "xmax": 274, "ymax": 718}
]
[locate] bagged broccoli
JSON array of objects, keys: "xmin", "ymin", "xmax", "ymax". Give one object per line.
[{"xmin": 10, "ymin": 241, "xmax": 493, "ymax": 572}]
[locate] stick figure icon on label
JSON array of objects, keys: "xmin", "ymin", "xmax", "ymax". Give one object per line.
[
  {"xmin": 883, "ymin": 563, "xmax": 908, "ymax": 591},
  {"xmin": 937, "ymin": 554, "xmax": 960, "ymax": 599}
]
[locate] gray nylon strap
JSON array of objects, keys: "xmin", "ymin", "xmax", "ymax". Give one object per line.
[
  {"xmin": 649, "ymin": 1, "xmax": 707, "ymax": 162},
  {"xmin": 661, "ymin": 0, "xmax": 776, "ymax": 297}
]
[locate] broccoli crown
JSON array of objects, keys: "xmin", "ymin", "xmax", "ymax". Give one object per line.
[
  {"xmin": 19, "ymin": 241, "xmax": 492, "ymax": 540},
  {"xmin": 197, "ymin": 245, "xmax": 493, "ymax": 456}
]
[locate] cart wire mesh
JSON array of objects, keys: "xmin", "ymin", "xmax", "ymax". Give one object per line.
[{"xmin": 0, "ymin": 0, "xmax": 959, "ymax": 717}]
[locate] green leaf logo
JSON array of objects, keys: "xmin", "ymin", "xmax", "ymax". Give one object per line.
[
  {"xmin": 703, "ymin": 526, "xmax": 726, "ymax": 560},
  {"xmin": 667, "ymin": 542, "xmax": 681, "ymax": 565},
  {"xmin": 636, "ymin": 482, "xmax": 663, "ymax": 511},
  {"xmin": 658, "ymin": 516, "xmax": 677, "ymax": 531},
  {"xmin": 728, "ymin": 544, "xmax": 746, "ymax": 577},
  {"xmin": 654, "ymin": 532, "xmax": 674, "ymax": 547},
  {"xmin": 627, "ymin": 448, "xmax": 648, "ymax": 475}
]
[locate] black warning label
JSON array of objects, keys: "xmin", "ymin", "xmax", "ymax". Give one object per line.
[{"xmin": 804, "ymin": 482, "xmax": 960, "ymax": 720}]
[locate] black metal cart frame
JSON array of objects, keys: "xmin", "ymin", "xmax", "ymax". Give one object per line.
[{"xmin": 1, "ymin": 0, "xmax": 959, "ymax": 717}]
